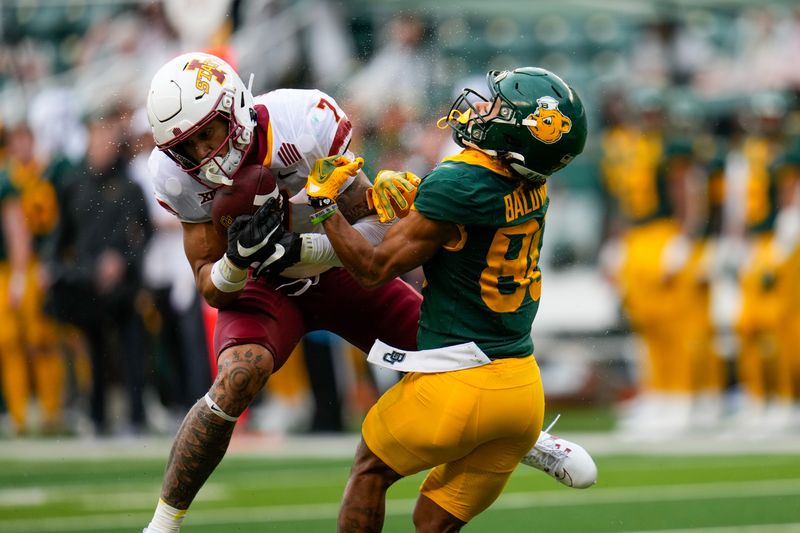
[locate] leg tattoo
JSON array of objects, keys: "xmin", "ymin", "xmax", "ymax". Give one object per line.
[
  {"xmin": 160, "ymin": 399, "xmax": 236, "ymax": 509},
  {"xmin": 160, "ymin": 346, "xmax": 272, "ymax": 509}
]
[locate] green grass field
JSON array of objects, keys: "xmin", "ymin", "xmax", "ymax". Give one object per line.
[{"xmin": 2, "ymin": 434, "xmax": 800, "ymax": 533}]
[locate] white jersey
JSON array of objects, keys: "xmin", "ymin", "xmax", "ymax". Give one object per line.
[{"xmin": 147, "ymin": 88, "xmax": 357, "ymax": 278}]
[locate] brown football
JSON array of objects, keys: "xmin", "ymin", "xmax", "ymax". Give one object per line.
[{"xmin": 211, "ymin": 164, "xmax": 280, "ymax": 239}]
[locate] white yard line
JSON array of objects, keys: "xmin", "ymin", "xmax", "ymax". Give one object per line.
[
  {"xmin": 2, "ymin": 431, "xmax": 799, "ymax": 461},
  {"xmin": 623, "ymin": 525, "xmax": 800, "ymax": 533},
  {"xmin": 1, "ymin": 478, "xmax": 799, "ymax": 532}
]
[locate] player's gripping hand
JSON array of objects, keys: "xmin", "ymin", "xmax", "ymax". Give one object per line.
[
  {"xmin": 252, "ymin": 217, "xmax": 303, "ymax": 280},
  {"xmin": 225, "ymin": 198, "xmax": 285, "ymax": 269},
  {"xmin": 305, "ymin": 155, "xmax": 365, "ymax": 209},
  {"xmin": 367, "ymin": 170, "xmax": 421, "ymax": 223}
]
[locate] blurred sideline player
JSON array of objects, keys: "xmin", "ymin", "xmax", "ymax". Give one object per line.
[
  {"xmin": 661, "ymin": 97, "xmax": 727, "ymax": 431},
  {"xmin": 772, "ymin": 145, "xmax": 800, "ymax": 430},
  {"xmin": 0, "ymin": 122, "xmax": 65, "ymax": 435},
  {"xmin": 601, "ymin": 91, "xmax": 714, "ymax": 436},
  {"xmin": 142, "ymin": 53, "xmax": 595, "ymax": 533},
  {"xmin": 725, "ymin": 93, "xmax": 800, "ymax": 431},
  {"xmin": 775, "ymin": 142, "xmax": 800, "ymax": 426},
  {"xmin": 258, "ymin": 67, "xmax": 592, "ymax": 530},
  {"xmin": 682, "ymin": 127, "xmax": 728, "ymax": 429}
]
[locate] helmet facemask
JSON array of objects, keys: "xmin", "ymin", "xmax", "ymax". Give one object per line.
[
  {"xmin": 442, "ymin": 88, "xmax": 504, "ymax": 149},
  {"xmin": 441, "ymin": 84, "xmax": 549, "ymax": 184},
  {"xmin": 440, "ymin": 68, "xmax": 586, "ymax": 185},
  {"xmin": 159, "ymin": 88, "xmax": 252, "ymax": 186}
]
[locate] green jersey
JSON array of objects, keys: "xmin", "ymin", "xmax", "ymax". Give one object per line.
[
  {"xmin": 413, "ymin": 150, "xmax": 548, "ymax": 359},
  {"xmin": 0, "ymin": 159, "xmax": 60, "ymax": 257},
  {"xmin": 0, "ymin": 168, "xmax": 19, "ymax": 262}
]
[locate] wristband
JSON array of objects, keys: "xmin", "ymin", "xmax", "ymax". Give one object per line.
[
  {"xmin": 210, "ymin": 255, "xmax": 247, "ymax": 293},
  {"xmin": 309, "ymin": 196, "xmax": 335, "ymax": 210},
  {"xmin": 309, "ymin": 204, "xmax": 339, "ymax": 225},
  {"xmin": 299, "ymin": 233, "xmax": 316, "ymax": 263}
]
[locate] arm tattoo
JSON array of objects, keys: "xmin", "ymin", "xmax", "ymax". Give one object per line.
[
  {"xmin": 159, "ymin": 347, "xmax": 272, "ymax": 509},
  {"xmin": 338, "ymin": 173, "xmax": 375, "ymax": 223}
]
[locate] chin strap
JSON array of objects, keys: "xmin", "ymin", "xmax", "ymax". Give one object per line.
[{"xmin": 508, "ymin": 160, "xmax": 548, "ymax": 185}]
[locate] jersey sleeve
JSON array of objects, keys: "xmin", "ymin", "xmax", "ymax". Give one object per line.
[
  {"xmin": 414, "ymin": 164, "xmax": 485, "ymax": 225},
  {"xmin": 148, "ymin": 149, "xmax": 212, "ymax": 223},
  {"xmin": 304, "ymin": 90, "xmax": 354, "ymax": 158}
]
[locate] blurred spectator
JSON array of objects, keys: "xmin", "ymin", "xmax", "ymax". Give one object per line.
[
  {"xmin": 629, "ymin": 15, "xmax": 681, "ymax": 88},
  {"xmin": 341, "ymin": 13, "xmax": 440, "ymax": 174},
  {"xmin": 28, "ymin": 88, "xmax": 88, "ymax": 166},
  {"xmin": 162, "ymin": 0, "xmax": 232, "ymax": 51},
  {"xmin": 42, "ymin": 111, "xmax": 152, "ymax": 436},
  {"xmin": 0, "ymin": 121, "xmax": 65, "ymax": 436},
  {"xmin": 127, "ymin": 109, "xmax": 212, "ymax": 422},
  {"xmin": 73, "ymin": 5, "xmax": 179, "ymax": 119},
  {"xmin": 233, "ymin": 0, "xmax": 355, "ymax": 93},
  {"xmin": 343, "ymin": 13, "xmax": 431, "ymax": 122},
  {"xmin": 629, "ymin": 10, "xmax": 722, "ymax": 90}
]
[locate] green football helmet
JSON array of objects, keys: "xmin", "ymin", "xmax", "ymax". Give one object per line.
[{"xmin": 445, "ymin": 67, "xmax": 587, "ymax": 182}]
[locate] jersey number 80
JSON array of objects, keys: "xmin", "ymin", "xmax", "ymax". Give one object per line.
[{"xmin": 480, "ymin": 218, "xmax": 543, "ymax": 313}]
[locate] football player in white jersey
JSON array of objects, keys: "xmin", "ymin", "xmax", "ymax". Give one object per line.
[{"xmin": 142, "ymin": 52, "xmax": 595, "ymax": 533}]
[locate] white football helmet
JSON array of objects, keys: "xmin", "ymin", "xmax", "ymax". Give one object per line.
[{"xmin": 146, "ymin": 52, "xmax": 255, "ymax": 185}]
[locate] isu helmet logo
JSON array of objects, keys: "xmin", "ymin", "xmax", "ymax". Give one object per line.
[
  {"xmin": 527, "ymin": 96, "xmax": 572, "ymax": 144},
  {"xmin": 184, "ymin": 58, "xmax": 227, "ymax": 94}
]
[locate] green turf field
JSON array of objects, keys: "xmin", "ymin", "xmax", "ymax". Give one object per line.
[{"xmin": 1, "ymin": 438, "xmax": 800, "ymax": 533}]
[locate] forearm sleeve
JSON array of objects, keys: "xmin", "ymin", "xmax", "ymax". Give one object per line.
[{"xmin": 300, "ymin": 215, "xmax": 391, "ymax": 266}]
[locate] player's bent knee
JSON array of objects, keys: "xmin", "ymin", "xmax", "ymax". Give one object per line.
[
  {"xmin": 209, "ymin": 343, "xmax": 275, "ymax": 418},
  {"xmin": 351, "ymin": 438, "xmax": 403, "ymax": 487},
  {"xmin": 413, "ymin": 494, "xmax": 466, "ymax": 533}
]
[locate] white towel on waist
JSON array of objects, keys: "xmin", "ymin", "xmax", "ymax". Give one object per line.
[{"xmin": 367, "ymin": 339, "xmax": 491, "ymax": 373}]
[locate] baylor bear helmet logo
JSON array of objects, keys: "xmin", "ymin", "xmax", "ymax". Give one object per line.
[{"xmin": 526, "ymin": 96, "xmax": 572, "ymax": 144}]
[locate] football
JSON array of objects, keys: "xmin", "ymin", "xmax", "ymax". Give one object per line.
[{"xmin": 211, "ymin": 164, "xmax": 280, "ymax": 239}]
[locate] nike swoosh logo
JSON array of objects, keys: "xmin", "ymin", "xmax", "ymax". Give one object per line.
[
  {"xmin": 237, "ymin": 225, "xmax": 280, "ymax": 257},
  {"xmin": 265, "ymin": 244, "xmax": 285, "ymax": 265},
  {"xmin": 255, "ymin": 244, "xmax": 286, "ymax": 277},
  {"xmin": 254, "ymin": 188, "xmax": 280, "ymax": 206},
  {"xmin": 277, "ymin": 169, "xmax": 297, "ymax": 180}
]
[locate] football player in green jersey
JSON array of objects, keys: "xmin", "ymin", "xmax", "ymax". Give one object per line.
[
  {"xmin": 275, "ymin": 67, "xmax": 588, "ymax": 531},
  {"xmin": 732, "ymin": 93, "xmax": 799, "ymax": 433}
]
